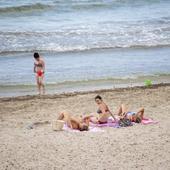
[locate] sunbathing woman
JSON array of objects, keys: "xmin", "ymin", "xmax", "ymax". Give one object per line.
[
  {"xmin": 33, "ymin": 52, "xmax": 45, "ymax": 95},
  {"xmin": 90, "ymin": 95, "xmax": 116, "ymax": 124},
  {"xmin": 117, "ymin": 104, "xmax": 144, "ymax": 123},
  {"xmin": 57, "ymin": 111, "xmax": 89, "ymax": 131}
]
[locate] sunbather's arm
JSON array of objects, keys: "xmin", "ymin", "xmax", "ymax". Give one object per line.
[
  {"xmin": 41, "ymin": 59, "xmax": 45, "ymax": 73},
  {"xmin": 33, "ymin": 63, "xmax": 36, "ymax": 73},
  {"xmin": 109, "ymin": 112, "xmax": 117, "ymax": 121}
]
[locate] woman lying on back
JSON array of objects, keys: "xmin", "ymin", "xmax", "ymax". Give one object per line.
[
  {"xmin": 116, "ymin": 104, "xmax": 144, "ymax": 123},
  {"xmin": 57, "ymin": 111, "xmax": 89, "ymax": 131}
]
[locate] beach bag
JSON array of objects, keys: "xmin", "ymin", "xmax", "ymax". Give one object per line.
[{"xmin": 118, "ymin": 118, "xmax": 132, "ymax": 127}]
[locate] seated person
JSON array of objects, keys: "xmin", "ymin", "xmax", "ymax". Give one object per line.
[
  {"xmin": 116, "ymin": 104, "xmax": 144, "ymax": 123},
  {"xmin": 57, "ymin": 111, "xmax": 89, "ymax": 131},
  {"xmin": 90, "ymin": 95, "xmax": 116, "ymax": 124}
]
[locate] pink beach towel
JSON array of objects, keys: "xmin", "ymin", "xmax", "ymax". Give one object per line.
[
  {"xmin": 141, "ymin": 117, "xmax": 158, "ymax": 125},
  {"xmin": 89, "ymin": 117, "xmax": 158, "ymax": 128},
  {"xmin": 62, "ymin": 117, "xmax": 158, "ymax": 132}
]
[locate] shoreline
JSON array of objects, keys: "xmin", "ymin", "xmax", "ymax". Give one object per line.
[{"xmin": 1, "ymin": 82, "xmax": 169, "ymax": 102}]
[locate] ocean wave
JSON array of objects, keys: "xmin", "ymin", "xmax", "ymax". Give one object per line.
[
  {"xmin": 1, "ymin": 3, "xmax": 170, "ymax": 54},
  {"xmin": 0, "ymin": 3, "xmax": 53, "ymax": 14},
  {"xmin": 54, "ymin": 0, "xmax": 159, "ymax": 10},
  {"xmin": 71, "ymin": 2, "xmax": 113, "ymax": 10},
  {"xmin": 0, "ymin": 44, "xmax": 170, "ymax": 55},
  {"xmin": 0, "ymin": 17, "xmax": 170, "ymax": 55},
  {"xmin": 0, "ymin": 0, "xmax": 168, "ymax": 16}
]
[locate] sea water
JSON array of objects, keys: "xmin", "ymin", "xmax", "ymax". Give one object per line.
[{"xmin": 0, "ymin": 0, "xmax": 170, "ymax": 96}]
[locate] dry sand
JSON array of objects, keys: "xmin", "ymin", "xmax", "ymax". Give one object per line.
[{"xmin": 0, "ymin": 84, "xmax": 170, "ymax": 170}]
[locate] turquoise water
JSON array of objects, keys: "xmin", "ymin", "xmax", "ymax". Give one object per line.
[{"xmin": 0, "ymin": 0, "xmax": 170, "ymax": 96}]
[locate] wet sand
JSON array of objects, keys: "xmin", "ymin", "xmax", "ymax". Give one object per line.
[{"xmin": 0, "ymin": 84, "xmax": 170, "ymax": 170}]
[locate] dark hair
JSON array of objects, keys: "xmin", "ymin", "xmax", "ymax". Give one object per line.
[
  {"xmin": 79, "ymin": 124, "xmax": 89, "ymax": 131},
  {"xmin": 95, "ymin": 95, "xmax": 102, "ymax": 101},
  {"xmin": 135, "ymin": 116, "xmax": 142, "ymax": 123},
  {"xmin": 34, "ymin": 52, "xmax": 40, "ymax": 59}
]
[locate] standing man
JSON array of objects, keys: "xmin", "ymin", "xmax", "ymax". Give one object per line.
[{"xmin": 33, "ymin": 52, "xmax": 45, "ymax": 95}]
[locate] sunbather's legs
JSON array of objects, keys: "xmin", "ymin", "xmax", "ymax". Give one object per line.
[
  {"xmin": 89, "ymin": 117, "xmax": 100, "ymax": 123},
  {"xmin": 89, "ymin": 112, "xmax": 109, "ymax": 123},
  {"xmin": 58, "ymin": 111, "xmax": 71, "ymax": 119},
  {"xmin": 117, "ymin": 104, "xmax": 129, "ymax": 116},
  {"xmin": 98, "ymin": 113, "xmax": 109, "ymax": 123},
  {"xmin": 57, "ymin": 111, "xmax": 72, "ymax": 127}
]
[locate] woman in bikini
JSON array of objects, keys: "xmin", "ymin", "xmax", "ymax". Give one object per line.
[
  {"xmin": 33, "ymin": 52, "xmax": 45, "ymax": 95},
  {"xmin": 90, "ymin": 95, "xmax": 116, "ymax": 124},
  {"xmin": 117, "ymin": 104, "xmax": 144, "ymax": 123},
  {"xmin": 57, "ymin": 111, "xmax": 89, "ymax": 131}
]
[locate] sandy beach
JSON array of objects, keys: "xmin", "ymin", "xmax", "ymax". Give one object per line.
[{"xmin": 0, "ymin": 84, "xmax": 170, "ymax": 170}]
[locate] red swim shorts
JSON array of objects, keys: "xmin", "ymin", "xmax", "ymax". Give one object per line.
[{"xmin": 37, "ymin": 70, "xmax": 43, "ymax": 77}]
